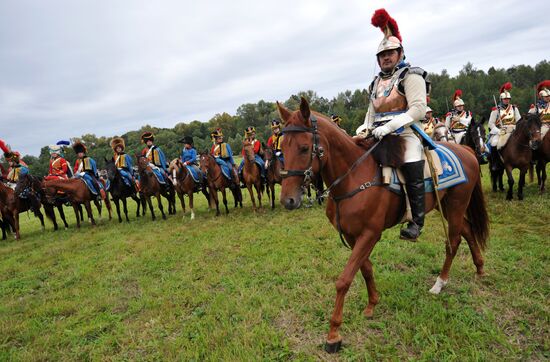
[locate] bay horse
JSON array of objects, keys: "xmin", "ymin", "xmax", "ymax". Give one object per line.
[
  {"xmin": 17, "ymin": 173, "xmax": 69, "ymax": 230},
  {"xmin": 199, "ymin": 152, "xmax": 242, "ymax": 216},
  {"xmin": 43, "ymin": 178, "xmax": 111, "ymax": 228},
  {"xmin": 0, "ymin": 181, "xmax": 48, "ymax": 240},
  {"xmin": 168, "ymin": 159, "xmax": 210, "ymax": 220},
  {"xmin": 263, "ymin": 147, "xmax": 283, "ymax": 209},
  {"xmin": 534, "ymin": 132, "xmax": 550, "ymax": 193},
  {"xmin": 497, "ymin": 114, "xmax": 542, "ymax": 200},
  {"xmin": 242, "ymin": 139, "xmax": 264, "ymax": 211},
  {"xmin": 277, "ymin": 98, "xmax": 489, "ymax": 353},
  {"xmin": 105, "ymin": 159, "xmax": 142, "ymax": 222},
  {"xmin": 136, "ymin": 155, "xmax": 176, "ymax": 220}
]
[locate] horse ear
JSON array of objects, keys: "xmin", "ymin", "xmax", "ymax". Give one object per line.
[
  {"xmin": 299, "ymin": 97, "xmax": 311, "ymax": 125},
  {"xmin": 276, "ymin": 101, "xmax": 292, "ymax": 125}
]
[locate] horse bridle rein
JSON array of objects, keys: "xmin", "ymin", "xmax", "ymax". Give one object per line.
[{"xmin": 281, "ymin": 116, "xmax": 381, "ymax": 247}]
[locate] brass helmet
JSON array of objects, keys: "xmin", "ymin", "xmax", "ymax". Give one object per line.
[
  {"xmin": 499, "ymin": 82, "xmax": 512, "ymax": 100},
  {"xmin": 453, "ymin": 89, "xmax": 465, "ymax": 107},
  {"xmin": 537, "ymin": 80, "xmax": 550, "ymax": 98},
  {"xmin": 372, "ymin": 9, "xmax": 403, "ymax": 56}
]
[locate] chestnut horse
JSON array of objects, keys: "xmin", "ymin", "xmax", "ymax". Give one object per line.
[
  {"xmin": 278, "ymin": 98, "xmax": 489, "ymax": 353},
  {"xmin": 168, "ymin": 159, "xmax": 210, "ymax": 220},
  {"xmin": 0, "ymin": 181, "xmax": 48, "ymax": 239},
  {"xmin": 199, "ymin": 152, "xmax": 242, "ymax": 216},
  {"xmin": 263, "ymin": 147, "xmax": 283, "ymax": 209},
  {"xmin": 136, "ymin": 155, "xmax": 176, "ymax": 220},
  {"xmin": 242, "ymin": 139, "xmax": 264, "ymax": 211},
  {"xmin": 497, "ymin": 114, "xmax": 542, "ymax": 200},
  {"xmin": 43, "ymin": 178, "xmax": 111, "ymax": 228}
]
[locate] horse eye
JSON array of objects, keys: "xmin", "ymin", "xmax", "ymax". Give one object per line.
[{"xmin": 299, "ymin": 145, "xmax": 309, "ymax": 154}]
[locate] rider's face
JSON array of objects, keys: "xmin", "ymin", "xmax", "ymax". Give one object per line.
[
  {"xmin": 426, "ymin": 111, "xmax": 433, "ymax": 119},
  {"xmin": 146, "ymin": 140, "xmax": 153, "ymax": 147},
  {"xmin": 455, "ymin": 105, "xmax": 464, "ymax": 112},
  {"xmin": 77, "ymin": 152, "xmax": 85, "ymax": 158},
  {"xmin": 377, "ymin": 49, "xmax": 400, "ymax": 73},
  {"xmin": 115, "ymin": 146, "xmax": 123, "ymax": 153},
  {"xmin": 502, "ymin": 98, "xmax": 510, "ymax": 105},
  {"xmin": 543, "ymin": 95, "xmax": 549, "ymax": 103}
]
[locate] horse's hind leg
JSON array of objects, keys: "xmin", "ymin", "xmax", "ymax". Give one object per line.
[
  {"xmin": 460, "ymin": 220, "xmax": 485, "ymax": 276},
  {"xmin": 114, "ymin": 198, "xmax": 122, "ymax": 223},
  {"xmin": 178, "ymin": 192, "xmax": 185, "ymax": 215},
  {"xmin": 73, "ymin": 204, "xmax": 81, "ymax": 228},
  {"xmin": 430, "ymin": 204, "xmax": 465, "ymax": 294},
  {"xmin": 360, "ymin": 258, "xmax": 380, "ymax": 318},
  {"xmin": 93, "ymin": 199, "xmax": 102, "ymax": 220},
  {"xmin": 85, "ymin": 201, "xmax": 96, "ymax": 226},
  {"xmin": 255, "ymin": 182, "xmax": 262, "ymax": 208},
  {"xmin": 188, "ymin": 192, "xmax": 195, "ymax": 220}
]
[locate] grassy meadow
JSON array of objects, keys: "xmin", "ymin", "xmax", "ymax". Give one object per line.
[{"xmin": 0, "ymin": 164, "xmax": 549, "ymax": 361}]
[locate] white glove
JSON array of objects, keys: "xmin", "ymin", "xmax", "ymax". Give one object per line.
[
  {"xmin": 372, "ymin": 125, "xmax": 392, "ymax": 139},
  {"xmin": 275, "ymin": 151, "xmax": 281, "ymax": 157}
]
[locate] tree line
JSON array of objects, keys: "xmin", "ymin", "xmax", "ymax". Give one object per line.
[{"xmin": 11, "ymin": 60, "xmax": 550, "ymax": 176}]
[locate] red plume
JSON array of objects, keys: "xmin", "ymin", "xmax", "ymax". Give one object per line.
[
  {"xmin": 453, "ymin": 89, "xmax": 462, "ymax": 101},
  {"xmin": 500, "ymin": 82, "xmax": 512, "ymax": 94},
  {"xmin": 0, "ymin": 139, "xmax": 10, "ymax": 154},
  {"xmin": 537, "ymin": 80, "xmax": 550, "ymax": 93},
  {"xmin": 426, "ymin": 96, "xmax": 431, "ymax": 104},
  {"xmin": 371, "ymin": 8, "xmax": 402, "ymax": 42}
]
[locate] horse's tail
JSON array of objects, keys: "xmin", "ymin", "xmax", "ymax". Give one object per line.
[
  {"xmin": 466, "ymin": 177, "xmax": 489, "ymax": 251},
  {"xmin": 529, "ymin": 162, "xmax": 534, "ymax": 183}
]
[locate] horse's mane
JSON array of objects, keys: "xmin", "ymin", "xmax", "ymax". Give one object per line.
[
  {"xmin": 515, "ymin": 113, "xmax": 541, "ymax": 134},
  {"xmin": 354, "ymin": 135, "xmax": 405, "ymax": 168}
]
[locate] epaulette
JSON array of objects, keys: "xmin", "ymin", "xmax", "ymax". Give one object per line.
[
  {"xmin": 445, "ymin": 112, "xmax": 452, "ymax": 117},
  {"xmin": 529, "ymin": 104, "xmax": 535, "ymax": 108},
  {"xmin": 491, "ymin": 106, "xmax": 497, "ymax": 111}
]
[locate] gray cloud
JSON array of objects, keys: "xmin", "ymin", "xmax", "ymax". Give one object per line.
[{"xmin": 0, "ymin": 0, "xmax": 547, "ymax": 155}]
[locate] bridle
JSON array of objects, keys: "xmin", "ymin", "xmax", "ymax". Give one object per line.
[{"xmin": 280, "ymin": 115, "xmax": 381, "ymax": 247}]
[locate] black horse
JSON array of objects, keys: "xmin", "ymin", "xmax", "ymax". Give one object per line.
[
  {"xmin": 104, "ymin": 159, "xmax": 142, "ymax": 222},
  {"xmin": 462, "ymin": 116, "xmax": 489, "ymax": 165}
]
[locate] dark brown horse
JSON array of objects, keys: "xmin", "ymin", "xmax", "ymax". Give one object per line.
[
  {"xmin": 199, "ymin": 152, "xmax": 242, "ymax": 216},
  {"xmin": 534, "ymin": 131, "xmax": 550, "ymax": 193},
  {"xmin": 136, "ymin": 155, "xmax": 176, "ymax": 220},
  {"xmin": 277, "ymin": 98, "xmax": 489, "ymax": 353},
  {"xmin": 263, "ymin": 147, "xmax": 283, "ymax": 209},
  {"xmin": 498, "ymin": 114, "xmax": 542, "ymax": 200},
  {"xmin": 168, "ymin": 159, "xmax": 210, "ymax": 220},
  {"xmin": 462, "ymin": 116, "xmax": 488, "ymax": 165},
  {"xmin": 17, "ymin": 173, "xmax": 69, "ymax": 230},
  {"xmin": 241, "ymin": 139, "xmax": 264, "ymax": 211},
  {"xmin": 43, "ymin": 178, "xmax": 111, "ymax": 228},
  {"xmin": 104, "ymin": 159, "xmax": 142, "ymax": 222},
  {"xmin": 0, "ymin": 181, "xmax": 48, "ymax": 239}
]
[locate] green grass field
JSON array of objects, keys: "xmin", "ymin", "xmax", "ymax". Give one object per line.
[{"xmin": 1, "ymin": 165, "xmax": 549, "ymax": 361}]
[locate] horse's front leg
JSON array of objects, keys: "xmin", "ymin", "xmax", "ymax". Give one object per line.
[
  {"xmin": 114, "ymin": 198, "xmax": 122, "ymax": 223},
  {"xmin": 146, "ymin": 196, "xmax": 156, "ymax": 220},
  {"xmin": 246, "ymin": 183, "xmax": 256, "ymax": 211},
  {"xmin": 505, "ymin": 166, "xmax": 514, "ymax": 200},
  {"xmin": 122, "ymin": 197, "xmax": 129, "ymax": 222},
  {"xmin": 57, "ymin": 204, "xmax": 69, "ymax": 229},
  {"xmin": 255, "ymin": 181, "xmax": 262, "ymax": 208},
  {"xmin": 157, "ymin": 194, "xmax": 166, "ymax": 220},
  {"xmin": 270, "ymin": 183, "xmax": 275, "ymax": 209},
  {"xmin": 325, "ymin": 230, "xmax": 379, "ymax": 353},
  {"xmin": 517, "ymin": 168, "xmax": 527, "ymax": 200},
  {"xmin": 221, "ymin": 187, "xmax": 229, "ymax": 214},
  {"xmin": 73, "ymin": 204, "xmax": 81, "ymax": 228},
  {"xmin": 360, "ymin": 258, "xmax": 380, "ymax": 318}
]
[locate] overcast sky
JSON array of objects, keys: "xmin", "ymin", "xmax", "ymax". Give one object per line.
[{"xmin": 1, "ymin": 0, "xmax": 548, "ymax": 156}]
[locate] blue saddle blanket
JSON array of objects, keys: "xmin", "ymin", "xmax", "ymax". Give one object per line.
[
  {"xmin": 186, "ymin": 165, "xmax": 203, "ymax": 183},
  {"xmin": 238, "ymin": 155, "xmax": 265, "ymax": 174},
  {"xmin": 215, "ymin": 158, "xmax": 232, "ymax": 180},
  {"xmin": 77, "ymin": 174, "xmax": 100, "ymax": 195},
  {"xmin": 388, "ymin": 144, "xmax": 468, "ymax": 194},
  {"xmin": 152, "ymin": 168, "xmax": 167, "ymax": 184}
]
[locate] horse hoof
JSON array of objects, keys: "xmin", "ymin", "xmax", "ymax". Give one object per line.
[
  {"xmin": 324, "ymin": 340, "xmax": 342, "ymax": 354},
  {"xmin": 429, "ymin": 276, "xmax": 448, "ymax": 294},
  {"xmin": 363, "ymin": 305, "xmax": 376, "ymax": 318}
]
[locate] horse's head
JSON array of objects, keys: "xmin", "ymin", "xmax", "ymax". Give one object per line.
[
  {"xmin": 518, "ymin": 113, "xmax": 542, "ymax": 150},
  {"xmin": 277, "ymin": 97, "xmax": 324, "ymax": 210},
  {"xmin": 263, "ymin": 147, "xmax": 274, "ymax": 162},
  {"xmin": 242, "ymin": 139, "xmax": 255, "ymax": 162},
  {"xmin": 104, "ymin": 158, "xmax": 117, "ymax": 181},
  {"xmin": 467, "ymin": 116, "xmax": 488, "ymax": 159},
  {"xmin": 199, "ymin": 151, "xmax": 213, "ymax": 175},
  {"xmin": 433, "ymin": 123, "xmax": 449, "ymax": 142},
  {"xmin": 15, "ymin": 172, "xmax": 31, "ymax": 195}
]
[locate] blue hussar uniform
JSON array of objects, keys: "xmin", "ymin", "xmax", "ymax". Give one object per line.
[
  {"xmin": 72, "ymin": 142, "xmax": 105, "ymax": 197},
  {"xmin": 179, "ymin": 136, "xmax": 203, "ymax": 182},
  {"xmin": 111, "ymin": 137, "xmax": 134, "ymax": 187},
  {"xmin": 141, "ymin": 132, "xmax": 169, "ymax": 184}
]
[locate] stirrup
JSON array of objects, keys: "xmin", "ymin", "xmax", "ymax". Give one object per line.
[{"xmin": 399, "ymin": 223, "xmax": 422, "ymax": 242}]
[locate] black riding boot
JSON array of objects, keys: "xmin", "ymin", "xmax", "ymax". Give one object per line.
[{"xmin": 400, "ymin": 160, "xmax": 425, "ymax": 241}]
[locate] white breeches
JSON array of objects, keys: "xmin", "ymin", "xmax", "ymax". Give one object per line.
[
  {"xmin": 451, "ymin": 131, "xmax": 466, "ymax": 145},
  {"xmin": 401, "ymin": 131, "xmax": 424, "ymax": 163}
]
